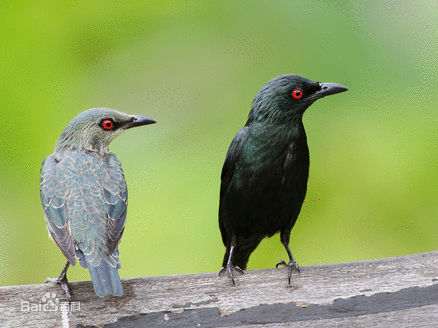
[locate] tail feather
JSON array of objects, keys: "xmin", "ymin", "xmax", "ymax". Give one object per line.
[
  {"xmin": 77, "ymin": 245, "xmax": 123, "ymax": 297},
  {"xmin": 88, "ymin": 260, "xmax": 123, "ymax": 297}
]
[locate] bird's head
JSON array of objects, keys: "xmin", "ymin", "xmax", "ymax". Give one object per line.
[
  {"xmin": 55, "ymin": 108, "xmax": 156, "ymax": 154},
  {"xmin": 248, "ymin": 74, "xmax": 348, "ymax": 125}
]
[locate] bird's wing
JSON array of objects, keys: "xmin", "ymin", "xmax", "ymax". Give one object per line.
[
  {"xmin": 102, "ymin": 154, "xmax": 128, "ymax": 255},
  {"xmin": 40, "ymin": 155, "xmax": 76, "ymax": 265},
  {"xmin": 219, "ymin": 126, "xmax": 249, "ymax": 245}
]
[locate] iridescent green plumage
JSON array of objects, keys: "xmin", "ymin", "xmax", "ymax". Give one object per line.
[{"xmin": 219, "ymin": 75, "xmax": 348, "ymax": 285}]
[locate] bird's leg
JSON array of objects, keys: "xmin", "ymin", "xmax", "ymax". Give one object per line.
[
  {"xmin": 44, "ymin": 261, "xmax": 72, "ymax": 301},
  {"xmin": 275, "ymin": 229, "xmax": 300, "ymax": 285},
  {"xmin": 219, "ymin": 235, "xmax": 244, "ymax": 285}
]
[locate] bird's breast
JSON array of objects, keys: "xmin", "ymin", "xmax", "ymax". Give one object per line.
[
  {"xmin": 239, "ymin": 134, "xmax": 309, "ymax": 190},
  {"xmin": 228, "ymin": 132, "xmax": 310, "ymax": 233}
]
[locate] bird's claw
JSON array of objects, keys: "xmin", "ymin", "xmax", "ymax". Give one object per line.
[
  {"xmin": 275, "ymin": 259, "xmax": 300, "ymax": 285},
  {"xmin": 275, "ymin": 259, "xmax": 287, "ymax": 268},
  {"xmin": 219, "ymin": 265, "xmax": 244, "ymax": 286},
  {"xmin": 44, "ymin": 276, "xmax": 72, "ymax": 302}
]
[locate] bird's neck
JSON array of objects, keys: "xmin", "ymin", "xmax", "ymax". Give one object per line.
[
  {"xmin": 55, "ymin": 133, "xmax": 110, "ymax": 155},
  {"xmin": 249, "ymin": 118, "xmax": 306, "ymax": 143},
  {"xmin": 247, "ymin": 100, "xmax": 305, "ymax": 127}
]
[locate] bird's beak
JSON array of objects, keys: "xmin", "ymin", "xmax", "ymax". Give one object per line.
[
  {"xmin": 311, "ymin": 82, "xmax": 348, "ymax": 101},
  {"xmin": 126, "ymin": 115, "xmax": 157, "ymax": 129}
]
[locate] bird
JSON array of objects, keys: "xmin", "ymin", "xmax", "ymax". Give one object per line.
[
  {"xmin": 40, "ymin": 108, "xmax": 156, "ymax": 299},
  {"xmin": 218, "ymin": 74, "xmax": 348, "ymax": 285}
]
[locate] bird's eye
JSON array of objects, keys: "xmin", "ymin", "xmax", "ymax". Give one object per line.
[
  {"xmin": 292, "ymin": 89, "xmax": 303, "ymax": 99},
  {"xmin": 101, "ymin": 119, "xmax": 114, "ymax": 131}
]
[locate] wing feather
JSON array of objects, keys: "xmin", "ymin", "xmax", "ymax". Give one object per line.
[
  {"xmin": 219, "ymin": 126, "xmax": 249, "ymax": 246},
  {"xmin": 102, "ymin": 155, "xmax": 128, "ymax": 255},
  {"xmin": 40, "ymin": 156, "xmax": 76, "ymax": 265}
]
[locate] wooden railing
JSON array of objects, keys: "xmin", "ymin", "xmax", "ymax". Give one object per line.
[{"xmin": 1, "ymin": 251, "xmax": 437, "ymax": 327}]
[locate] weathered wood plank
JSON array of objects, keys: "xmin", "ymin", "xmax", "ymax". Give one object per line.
[
  {"xmin": 215, "ymin": 304, "xmax": 438, "ymax": 328},
  {"xmin": 1, "ymin": 251, "xmax": 437, "ymax": 328}
]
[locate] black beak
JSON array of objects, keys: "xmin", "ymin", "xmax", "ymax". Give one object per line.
[
  {"xmin": 311, "ymin": 82, "xmax": 348, "ymax": 101},
  {"xmin": 126, "ymin": 115, "xmax": 157, "ymax": 128}
]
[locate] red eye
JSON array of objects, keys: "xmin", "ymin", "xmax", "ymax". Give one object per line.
[
  {"xmin": 292, "ymin": 89, "xmax": 303, "ymax": 99},
  {"xmin": 102, "ymin": 119, "xmax": 114, "ymax": 131}
]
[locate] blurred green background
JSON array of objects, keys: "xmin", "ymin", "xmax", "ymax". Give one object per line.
[{"xmin": 1, "ymin": 0, "xmax": 437, "ymax": 287}]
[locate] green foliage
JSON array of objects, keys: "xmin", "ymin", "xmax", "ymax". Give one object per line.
[{"xmin": 1, "ymin": 0, "xmax": 437, "ymax": 286}]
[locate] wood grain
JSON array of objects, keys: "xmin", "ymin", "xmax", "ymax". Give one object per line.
[{"xmin": 1, "ymin": 251, "xmax": 437, "ymax": 327}]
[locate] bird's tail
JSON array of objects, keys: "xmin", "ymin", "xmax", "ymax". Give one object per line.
[
  {"xmin": 77, "ymin": 246, "xmax": 123, "ymax": 297},
  {"xmin": 222, "ymin": 238, "xmax": 262, "ymax": 270},
  {"xmin": 88, "ymin": 260, "xmax": 123, "ymax": 297}
]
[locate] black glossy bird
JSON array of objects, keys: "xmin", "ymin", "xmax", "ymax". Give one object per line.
[
  {"xmin": 219, "ymin": 74, "xmax": 348, "ymax": 285},
  {"xmin": 40, "ymin": 108, "xmax": 156, "ymax": 299}
]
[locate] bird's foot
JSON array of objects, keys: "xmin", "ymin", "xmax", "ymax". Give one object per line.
[
  {"xmin": 276, "ymin": 259, "xmax": 300, "ymax": 285},
  {"xmin": 44, "ymin": 275, "xmax": 72, "ymax": 302},
  {"xmin": 219, "ymin": 265, "xmax": 244, "ymax": 286}
]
